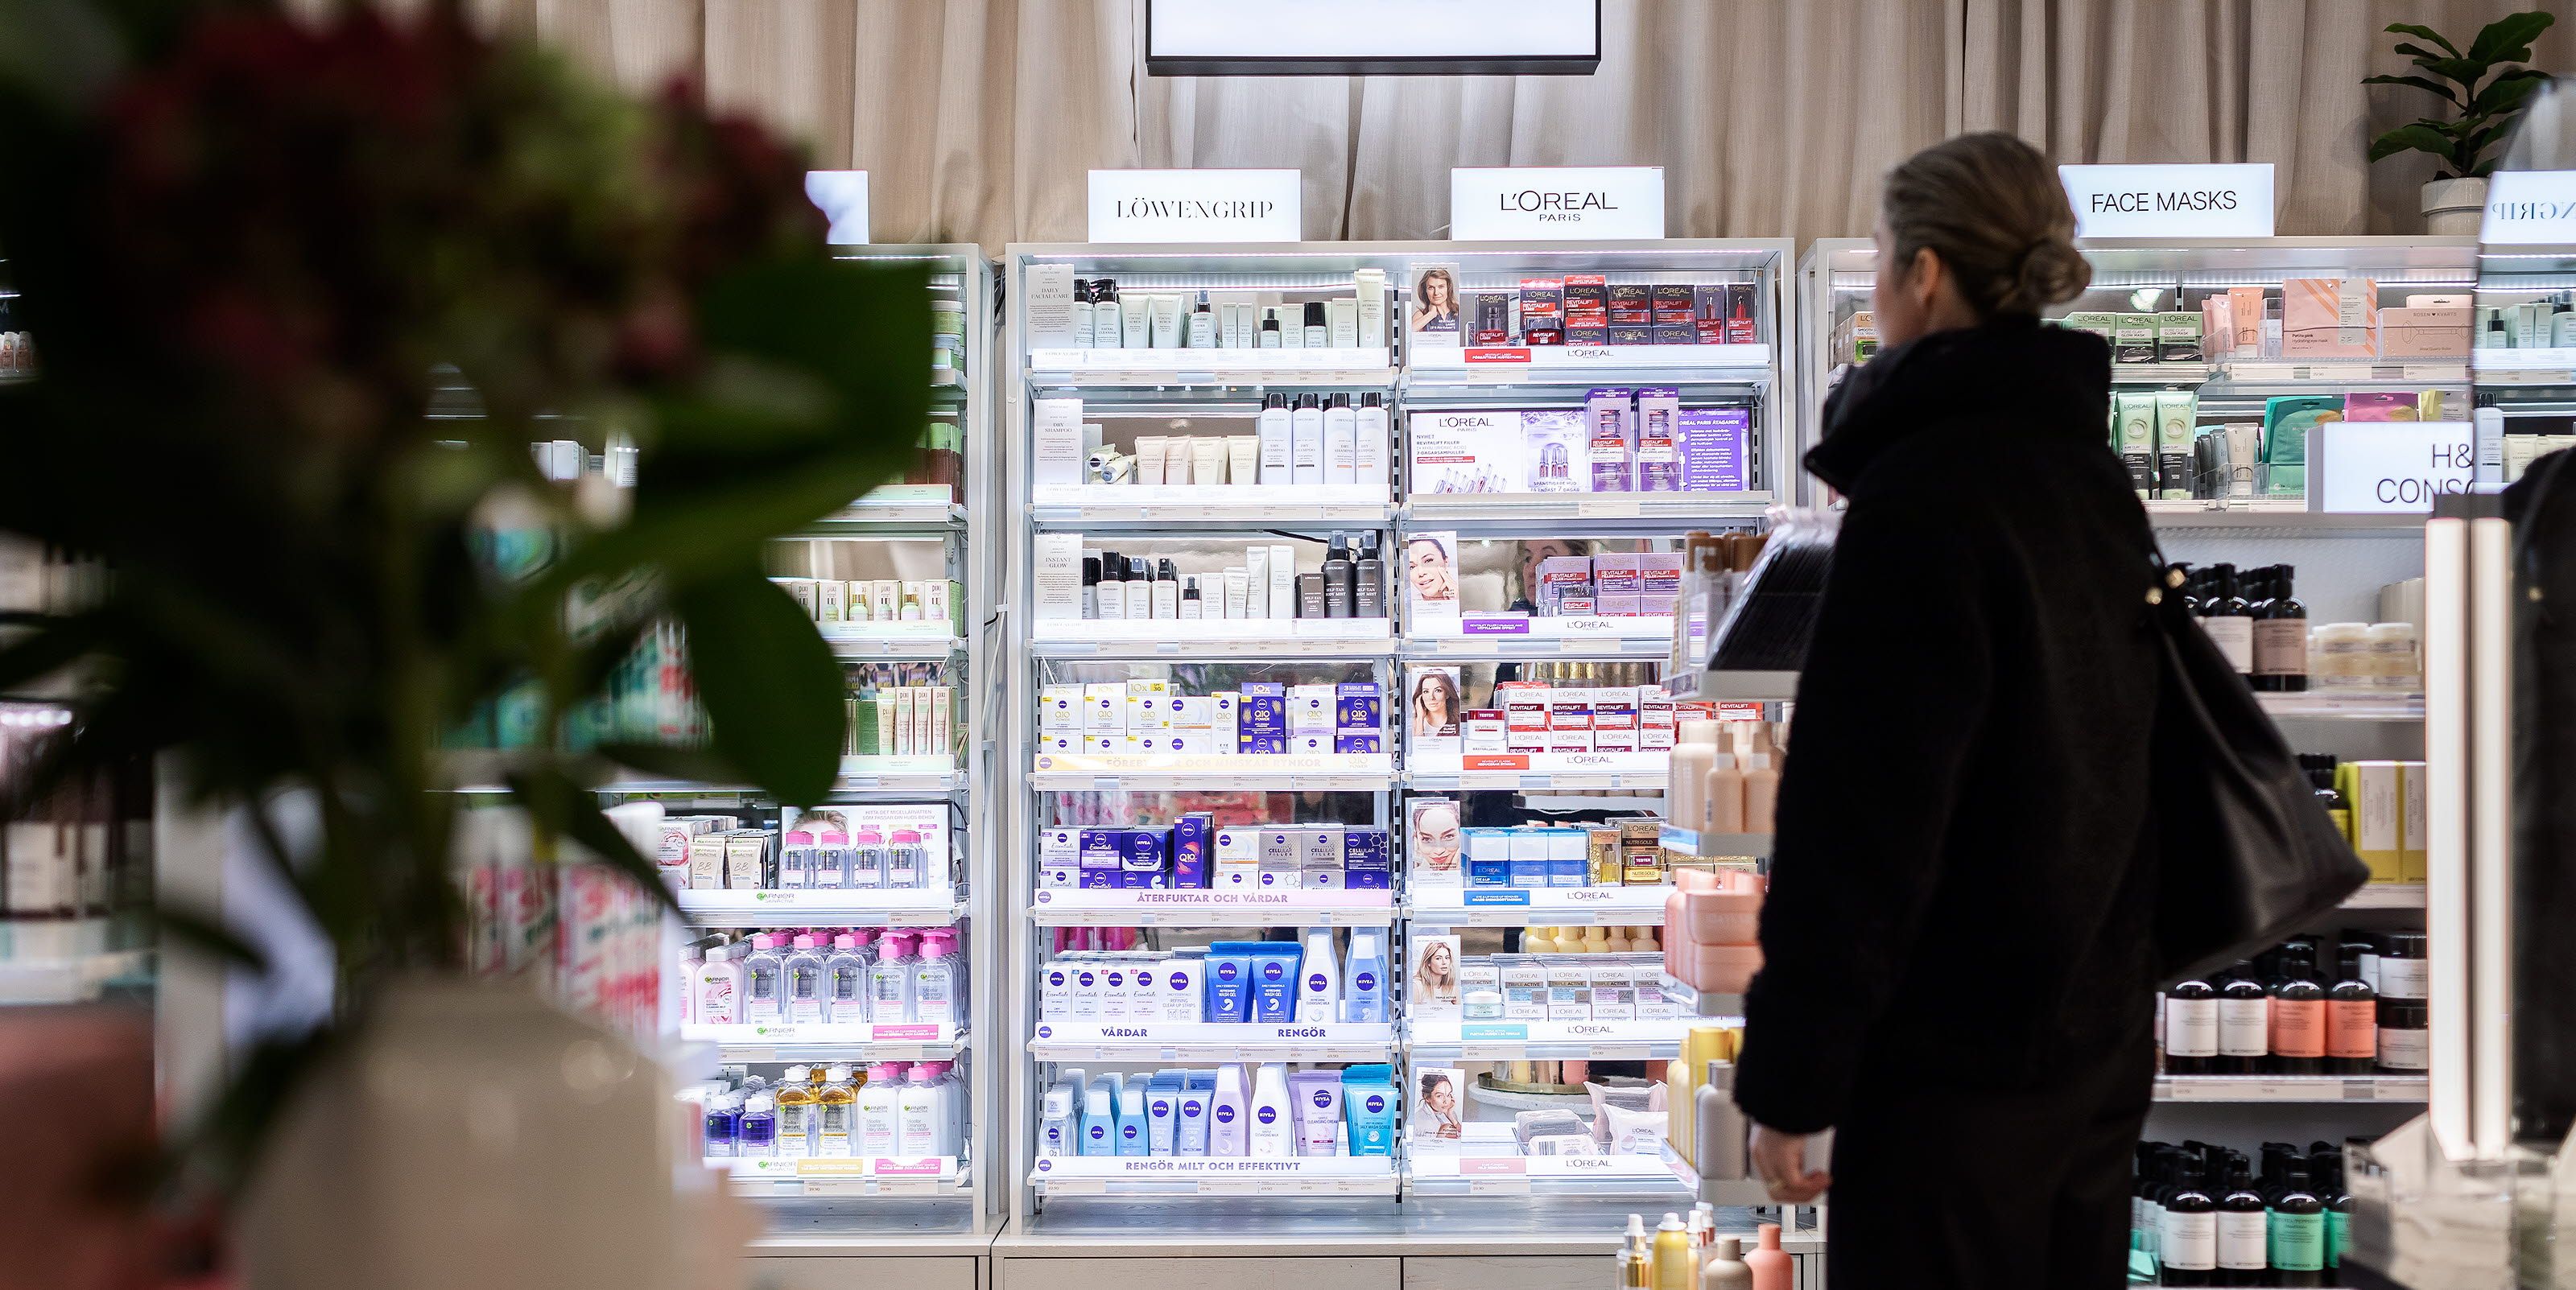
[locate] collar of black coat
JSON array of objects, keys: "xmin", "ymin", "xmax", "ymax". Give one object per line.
[{"xmin": 1805, "ymin": 315, "xmax": 2113, "ymax": 494}]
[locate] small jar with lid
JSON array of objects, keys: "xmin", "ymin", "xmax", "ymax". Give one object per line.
[
  {"xmin": 2368, "ymin": 622, "xmax": 2421, "ymax": 691},
  {"xmin": 2310, "ymin": 623, "xmax": 2372, "ymax": 690},
  {"xmin": 2378, "ymin": 931, "xmax": 2429, "ymax": 1000},
  {"xmin": 2376, "ymin": 998, "xmax": 2429, "ymax": 1073}
]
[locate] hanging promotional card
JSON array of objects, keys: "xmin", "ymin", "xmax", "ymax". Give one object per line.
[
  {"xmin": 1404, "ymin": 530, "xmax": 1462, "ymax": 620},
  {"xmin": 1410, "ymin": 935, "xmax": 1463, "ymax": 1020},
  {"xmin": 1407, "ymin": 796, "xmax": 1463, "ymax": 887},
  {"xmin": 1407, "ymin": 262, "xmax": 1463, "ymax": 348},
  {"xmin": 1408, "ymin": 666, "xmax": 1463, "ymax": 753},
  {"xmin": 1408, "ymin": 410, "xmax": 1523, "ymax": 495}
]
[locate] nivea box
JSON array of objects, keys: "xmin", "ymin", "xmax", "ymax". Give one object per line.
[
  {"xmin": 1171, "ymin": 813, "xmax": 1213, "ymax": 888},
  {"xmin": 1214, "ymin": 826, "xmax": 1261, "ymax": 888},
  {"xmin": 1078, "ymin": 866, "xmax": 1117, "ymax": 889},
  {"xmin": 1302, "ymin": 826, "xmax": 1344, "ymax": 870},
  {"xmin": 1238, "ymin": 682, "xmax": 1286, "ymax": 733},
  {"xmin": 1087, "ymin": 734, "xmax": 1121, "ymax": 753},
  {"xmin": 1162, "ymin": 954, "xmax": 1203, "ymax": 1020},
  {"xmin": 1344, "ymin": 867, "xmax": 1392, "ymax": 890},
  {"xmin": 1241, "ymin": 730, "xmax": 1287, "ymax": 755},
  {"xmin": 1039, "ymin": 684, "xmax": 1082, "ymax": 732},
  {"xmin": 1170, "ymin": 696, "xmax": 1214, "ymax": 731},
  {"xmin": 1084, "ymin": 682, "xmax": 1125, "ymax": 732},
  {"xmin": 1334, "ymin": 682, "xmax": 1382, "ymax": 731},
  {"xmin": 1288, "ymin": 684, "xmax": 1337, "ymax": 733},
  {"xmin": 1261, "ymin": 828, "xmax": 1302, "ymax": 876},
  {"xmin": 1040, "ymin": 732, "xmax": 1080, "ymax": 755},
  {"xmin": 1288, "ymin": 733, "xmax": 1334, "ymax": 756},
  {"xmin": 1302, "ymin": 868, "xmax": 1345, "ymax": 890},
  {"xmin": 1212, "ymin": 692, "xmax": 1240, "ymax": 750},
  {"xmin": 1334, "ymin": 733, "xmax": 1384, "ymax": 754},
  {"xmin": 1080, "ymin": 829, "xmax": 1122, "ymax": 872},
  {"xmin": 1344, "ymin": 827, "xmax": 1393, "ymax": 871},
  {"xmin": 1125, "ymin": 679, "xmax": 1174, "ymax": 732},
  {"xmin": 1121, "ymin": 829, "xmax": 1165, "ymax": 876}
]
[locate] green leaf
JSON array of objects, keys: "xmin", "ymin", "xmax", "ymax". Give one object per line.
[
  {"xmin": 2371, "ymin": 123, "xmax": 2461, "ymax": 163},
  {"xmin": 2363, "ymin": 74, "xmax": 2463, "ymax": 105},
  {"xmin": 2467, "ymin": 11, "xmax": 2554, "ymax": 64},
  {"xmin": 503, "ymin": 767, "xmax": 680, "ymax": 917},
  {"xmin": 2384, "ymin": 23, "xmax": 2461, "ymax": 56},
  {"xmin": 668, "ymin": 567, "xmax": 847, "ymax": 806},
  {"xmin": 2408, "ymin": 55, "xmax": 2487, "ymax": 87},
  {"xmin": 2471, "ymin": 68, "xmax": 2548, "ymax": 115},
  {"xmin": 151, "ymin": 904, "xmax": 269, "ymax": 972}
]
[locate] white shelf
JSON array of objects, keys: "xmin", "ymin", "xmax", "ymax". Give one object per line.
[
  {"xmin": 1407, "ymin": 752, "xmax": 1669, "ymax": 792},
  {"xmin": 1030, "ymin": 888, "xmax": 1395, "ymax": 927},
  {"xmin": 720, "ymin": 1155, "xmax": 964, "ymax": 1197},
  {"xmin": 2153, "ymin": 1075, "xmax": 2427, "ymax": 1102},
  {"xmin": 1403, "ymin": 493, "xmax": 1771, "ymax": 526},
  {"xmin": 1027, "ymin": 1021, "xmax": 1395, "ymax": 1062},
  {"xmin": 1407, "ymin": 886, "xmax": 1673, "ymax": 927},
  {"xmin": 807, "ymin": 499, "xmax": 966, "ymax": 531},
  {"xmin": 1406, "ymin": 1141, "xmax": 1690, "ymax": 1197},
  {"xmin": 2147, "ymin": 505, "xmax": 2429, "ymax": 532},
  {"xmin": 682, "ymin": 1021, "xmax": 962, "ymax": 1062},
  {"xmin": 1030, "ymin": 752, "xmax": 1394, "ymax": 793},
  {"xmin": 2343, "ymin": 883, "xmax": 2427, "ymax": 909},
  {"xmin": 1032, "ymin": 618, "xmax": 1394, "ymax": 659},
  {"xmin": 1030, "ymin": 1154, "xmax": 1397, "ymax": 1197},
  {"xmin": 1667, "ymin": 670, "xmax": 1798, "ymax": 701},
  {"xmin": 673, "ymin": 889, "xmax": 964, "ymax": 928},
  {"xmin": 819, "ymin": 628, "xmax": 963, "ymax": 660},
  {"xmin": 0, "ymin": 949, "xmax": 152, "ymax": 1004},
  {"xmin": 448, "ymin": 753, "xmax": 962, "ymax": 797},
  {"xmin": 1028, "ymin": 347, "xmax": 1397, "ymax": 388},
  {"xmin": 1405, "ymin": 343, "xmax": 1772, "ymax": 388},
  {"xmin": 2213, "ymin": 357, "xmax": 2470, "ymax": 388},
  {"xmin": 1408, "ymin": 1018, "xmax": 1689, "ymax": 1061},
  {"xmin": 2475, "ymin": 348, "xmax": 2576, "ymax": 385},
  {"xmin": 1407, "ymin": 616, "xmax": 1675, "ymax": 658},
  {"xmin": 2112, "ymin": 361, "xmax": 2213, "ymax": 385},
  {"xmin": 1031, "ymin": 484, "xmax": 1393, "ymax": 526},
  {"xmin": 2257, "ymin": 691, "xmax": 2425, "ymax": 721}
]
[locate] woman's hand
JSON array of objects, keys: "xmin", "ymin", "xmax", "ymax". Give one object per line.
[{"xmin": 1748, "ymin": 1123, "xmax": 1831, "ymax": 1203}]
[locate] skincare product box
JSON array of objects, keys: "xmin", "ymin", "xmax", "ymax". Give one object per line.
[
  {"xmin": 2282, "ymin": 278, "xmax": 2379, "ymax": 357},
  {"xmin": 2380, "ymin": 306, "xmax": 2471, "ymax": 358},
  {"xmin": 1585, "ymin": 386, "xmax": 1634, "ymax": 492},
  {"xmin": 1675, "ymin": 408, "xmax": 1748, "ymax": 492},
  {"xmin": 1524, "ymin": 411, "xmax": 1586, "ymax": 493},
  {"xmin": 1407, "ymin": 411, "xmax": 1522, "ymax": 495},
  {"xmin": 1633, "ymin": 386, "xmax": 1680, "ymax": 492}
]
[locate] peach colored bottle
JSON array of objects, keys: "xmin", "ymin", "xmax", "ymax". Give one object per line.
[
  {"xmin": 1744, "ymin": 1223, "xmax": 1792, "ymax": 1290},
  {"xmin": 1703, "ymin": 753, "xmax": 1745, "ymax": 836},
  {"xmin": 1741, "ymin": 752, "xmax": 1781, "ymax": 834}
]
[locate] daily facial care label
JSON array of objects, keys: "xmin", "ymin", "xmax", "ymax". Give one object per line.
[
  {"xmin": 1088, "ymin": 170, "xmax": 1302, "ymax": 243},
  {"xmin": 1450, "ymin": 167, "xmax": 1665, "ymax": 241},
  {"xmin": 2059, "ymin": 163, "xmax": 2275, "ymax": 239}
]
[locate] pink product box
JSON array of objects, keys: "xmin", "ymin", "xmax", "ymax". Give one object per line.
[
  {"xmin": 2282, "ymin": 278, "xmax": 2379, "ymax": 358},
  {"xmin": 1639, "ymin": 554, "xmax": 1683, "ymax": 600},
  {"xmin": 1591, "ymin": 553, "xmax": 1644, "ymax": 596},
  {"xmin": 1535, "ymin": 556, "xmax": 1595, "ymax": 616},
  {"xmin": 2380, "ymin": 306, "xmax": 2471, "ymax": 358},
  {"xmin": 1548, "ymin": 690, "xmax": 1595, "ymax": 733},
  {"xmin": 1638, "ymin": 693, "xmax": 1678, "ymax": 751},
  {"xmin": 1596, "ymin": 593, "xmax": 1645, "ymax": 616}
]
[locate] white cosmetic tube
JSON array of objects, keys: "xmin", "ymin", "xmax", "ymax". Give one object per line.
[
  {"xmin": 1151, "ymin": 295, "xmax": 1183, "ymax": 348},
  {"xmin": 1135, "ymin": 436, "xmax": 1171, "ymax": 486},
  {"xmin": 1122, "ymin": 294, "xmax": 1152, "ymax": 348},
  {"xmin": 1191, "ymin": 438, "xmax": 1227, "ymax": 488},
  {"xmin": 1225, "ymin": 436, "xmax": 1257, "ymax": 487},
  {"xmin": 1245, "ymin": 546, "xmax": 1270, "ymax": 619},
  {"xmin": 1224, "ymin": 568, "xmax": 1249, "ymax": 619}
]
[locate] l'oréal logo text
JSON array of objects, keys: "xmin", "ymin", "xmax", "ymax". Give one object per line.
[{"xmin": 1499, "ymin": 189, "xmax": 1619, "ymax": 222}]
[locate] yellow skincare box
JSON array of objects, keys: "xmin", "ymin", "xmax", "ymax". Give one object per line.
[
  {"xmin": 2348, "ymin": 760, "xmax": 2405, "ymax": 883},
  {"xmin": 2399, "ymin": 760, "xmax": 2428, "ymax": 883}
]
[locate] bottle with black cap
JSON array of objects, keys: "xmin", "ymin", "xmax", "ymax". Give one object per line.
[
  {"xmin": 1258, "ymin": 309, "xmax": 1282, "ymax": 348},
  {"xmin": 1179, "ymin": 575, "xmax": 1203, "ymax": 620},
  {"xmin": 2325, "ymin": 945, "xmax": 2379, "ymax": 1075},
  {"xmin": 1093, "ymin": 282, "xmax": 1121, "ymax": 348},
  {"xmin": 1323, "ymin": 393, "xmax": 1358, "ymax": 484},
  {"xmin": 1302, "ymin": 301, "xmax": 1328, "ymax": 348},
  {"xmin": 1291, "ymin": 393, "xmax": 1325, "ymax": 484},
  {"xmin": 2217, "ymin": 961, "xmax": 2270, "ymax": 1075},
  {"xmin": 1354, "ymin": 532, "xmax": 1385, "ymax": 619},
  {"xmin": 1081, "ymin": 556, "xmax": 1101, "ymax": 620},
  {"xmin": 1258, "ymin": 393, "xmax": 1293, "ymax": 484},
  {"xmin": 2270, "ymin": 943, "xmax": 2327, "ymax": 1075},
  {"xmin": 2255, "ymin": 564, "xmax": 2310, "ymax": 691},
  {"xmin": 1125, "ymin": 557, "xmax": 1152, "ymax": 620},
  {"xmin": 2158, "ymin": 1152, "xmax": 2218, "ymax": 1286},
  {"xmin": 2163, "ymin": 965, "xmax": 2219, "ymax": 1076},
  {"xmin": 2216, "ymin": 1152, "xmax": 2268, "ymax": 1285},
  {"xmin": 2311, "ymin": 1143, "xmax": 2353, "ymax": 1279},
  {"xmin": 1151, "ymin": 558, "xmax": 1179, "ymax": 620},
  {"xmin": 1356, "ymin": 391, "xmax": 1390, "ymax": 489},
  {"xmin": 2271, "ymin": 1161, "xmax": 2327, "ymax": 1286},
  {"xmin": 1096, "ymin": 550, "xmax": 1125, "ymax": 620},
  {"xmin": 1322, "ymin": 536, "xmax": 1353, "ymax": 618}
]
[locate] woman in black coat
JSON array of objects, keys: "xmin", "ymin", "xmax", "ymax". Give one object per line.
[{"xmin": 1733, "ymin": 133, "xmax": 2163, "ymax": 1288}]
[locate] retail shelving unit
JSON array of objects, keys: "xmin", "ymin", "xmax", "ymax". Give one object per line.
[
  {"xmin": 613, "ymin": 246, "xmax": 1001, "ymax": 1228},
  {"xmin": 1779, "ymin": 235, "xmax": 2471, "ymax": 1156},
  {"xmin": 1001, "ymin": 241, "xmax": 1800, "ymax": 1234}
]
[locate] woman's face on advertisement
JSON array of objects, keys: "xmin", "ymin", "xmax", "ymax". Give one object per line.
[
  {"xmin": 1426, "ymin": 942, "xmax": 1453, "ymax": 975},
  {"xmin": 1408, "ymin": 539, "xmax": 1451, "ymax": 599},
  {"xmin": 1428, "ymin": 1078, "xmax": 1455, "ymax": 1112},
  {"xmin": 1424, "ymin": 275, "xmax": 1451, "ymax": 308},
  {"xmin": 1412, "ymin": 806, "xmax": 1459, "ymax": 859}
]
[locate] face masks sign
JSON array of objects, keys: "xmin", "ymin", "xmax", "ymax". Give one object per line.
[
  {"xmin": 1088, "ymin": 170, "xmax": 1303, "ymax": 244},
  {"xmin": 2058, "ymin": 163, "xmax": 2276, "ymax": 239},
  {"xmin": 1449, "ymin": 167, "xmax": 1665, "ymax": 241}
]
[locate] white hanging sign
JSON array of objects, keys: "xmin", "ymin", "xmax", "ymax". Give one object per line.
[
  {"xmin": 803, "ymin": 171, "xmax": 870, "ymax": 245},
  {"xmin": 1449, "ymin": 167, "xmax": 1664, "ymax": 241},
  {"xmin": 2482, "ymin": 171, "xmax": 2576, "ymax": 245},
  {"xmin": 2311, "ymin": 422, "xmax": 2476, "ymax": 513},
  {"xmin": 1145, "ymin": 0, "xmax": 1600, "ymax": 76},
  {"xmin": 2058, "ymin": 163, "xmax": 2275, "ymax": 239},
  {"xmin": 1088, "ymin": 170, "xmax": 1302, "ymax": 244}
]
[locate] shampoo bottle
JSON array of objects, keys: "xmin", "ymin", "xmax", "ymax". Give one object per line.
[
  {"xmin": 1291, "ymin": 394, "xmax": 1325, "ymax": 485},
  {"xmin": 1652, "ymin": 1213, "xmax": 1696, "ymax": 1290},
  {"xmin": 1252, "ymin": 391, "xmax": 1288, "ymax": 484},
  {"xmin": 1704, "ymin": 754, "xmax": 1745, "ymax": 836},
  {"xmin": 1744, "ymin": 1225, "xmax": 1792, "ymax": 1290},
  {"xmin": 1355, "ymin": 393, "xmax": 1391, "ymax": 491},
  {"xmin": 1699, "ymin": 1237, "xmax": 1752, "ymax": 1290},
  {"xmin": 1669, "ymin": 723, "xmax": 1716, "ymax": 843},
  {"xmin": 1247, "ymin": 1062, "xmax": 1295, "ymax": 1158},
  {"xmin": 1741, "ymin": 753, "xmax": 1780, "ymax": 834},
  {"xmin": 1323, "ymin": 393, "xmax": 1359, "ymax": 484}
]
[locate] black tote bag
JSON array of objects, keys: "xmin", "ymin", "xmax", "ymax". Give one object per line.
[{"xmin": 2145, "ymin": 562, "xmax": 2371, "ymax": 984}]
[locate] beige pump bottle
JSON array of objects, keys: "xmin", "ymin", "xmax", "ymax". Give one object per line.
[{"xmin": 1699, "ymin": 1235, "xmax": 1753, "ymax": 1290}]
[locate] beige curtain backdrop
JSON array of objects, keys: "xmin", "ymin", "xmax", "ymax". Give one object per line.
[{"xmin": 460, "ymin": 0, "xmax": 2572, "ymax": 249}]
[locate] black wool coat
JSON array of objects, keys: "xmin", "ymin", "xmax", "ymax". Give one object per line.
[{"xmin": 1734, "ymin": 319, "xmax": 2166, "ymax": 1134}]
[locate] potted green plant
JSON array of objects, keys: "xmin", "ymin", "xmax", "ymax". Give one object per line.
[
  {"xmin": 0, "ymin": 1, "xmax": 928, "ymax": 1282},
  {"xmin": 2365, "ymin": 12, "xmax": 2557, "ymax": 233}
]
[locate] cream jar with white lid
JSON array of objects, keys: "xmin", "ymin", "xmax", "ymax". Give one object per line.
[
  {"xmin": 2310, "ymin": 622, "xmax": 2371, "ymax": 691},
  {"xmin": 2367, "ymin": 622, "xmax": 2421, "ymax": 691}
]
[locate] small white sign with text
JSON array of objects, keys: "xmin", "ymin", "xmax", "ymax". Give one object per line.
[
  {"xmin": 803, "ymin": 171, "xmax": 869, "ymax": 245},
  {"xmin": 1450, "ymin": 167, "xmax": 1664, "ymax": 241},
  {"xmin": 2059, "ymin": 163, "xmax": 2274, "ymax": 239},
  {"xmin": 1088, "ymin": 170, "xmax": 1302, "ymax": 243},
  {"xmin": 2482, "ymin": 171, "xmax": 2576, "ymax": 245},
  {"xmin": 2312, "ymin": 422, "xmax": 2475, "ymax": 513}
]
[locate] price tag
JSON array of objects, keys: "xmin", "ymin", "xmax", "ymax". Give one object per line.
[
  {"xmin": 1583, "ymin": 498, "xmax": 1645, "ymax": 518},
  {"xmin": 1591, "ymin": 1045, "xmax": 1653, "ymax": 1061},
  {"xmin": 1468, "ymin": 1175, "xmax": 1535, "ymax": 1196},
  {"xmin": 1044, "ymin": 1177, "xmax": 1108, "ymax": 1196},
  {"xmin": 803, "ymin": 1179, "xmax": 871, "ymax": 1196},
  {"xmin": 876, "ymin": 1045, "xmax": 925, "ymax": 1061},
  {"xmin": 733, "ymin": 1048, "xmax": 778, "ymax": 1064},
  {"xmin": 842, "ymin": 776, "xmax": 881, "ymax": 789}
]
